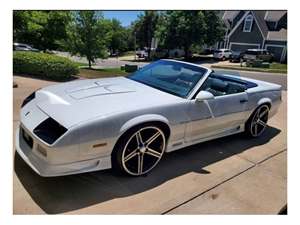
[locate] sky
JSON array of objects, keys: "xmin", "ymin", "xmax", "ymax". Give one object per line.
[{"xmin": 102, "ymin": 11, "xmax": 144, "ymax": 27}]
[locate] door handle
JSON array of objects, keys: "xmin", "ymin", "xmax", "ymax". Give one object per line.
[{"xmin": 240, "ymin": 99, "xmax": 248, "ymax": 103}]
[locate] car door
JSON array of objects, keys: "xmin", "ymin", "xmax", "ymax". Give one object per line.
[
  {"xmin": 185, "ymin": 76, "xmax": 249, "ymax": 143},
  {"xmin": 224, "ymin": 50, "xmax": 231, "ymax": 58}
]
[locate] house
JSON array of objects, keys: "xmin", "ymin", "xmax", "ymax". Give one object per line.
[{"xmin": 218, "ymin": 10, "xmax": 287, "ymax": 62}]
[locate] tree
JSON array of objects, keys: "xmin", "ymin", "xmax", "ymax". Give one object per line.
[
  {"xmin": 156, "ymin": 11, "xmax": 206, "ymax": 58},
  {"xmin": 13, "ymin": 11, "xmax": 72, "ymax": 51},
  {"xmin": 132, "ymin": 11, "xmax": 160, "ymax": 49},
  {"xmin": 203, "ymin": 11, "xmax": 226, "ymax": 47},
  {"xmin": 123, "ymin": 26, "xmax": 135, "ymax": 52},
  {"xmin": 107, "ymin": 19, "xmax": 128, "ymax": 54},
  {"xmin": 65, "ymin": 11, "xmax": 109, "ymax": 68},
  {"xmin": 155, "ymin": 11, "xmax": 226, "ymax": 59},
  {"xmin": 13, "ymin": 11, "xmax": 28, "ymax": 41}
]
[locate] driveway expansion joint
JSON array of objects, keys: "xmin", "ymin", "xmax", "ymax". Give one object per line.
[{"xmin": 162, "ymin": 149, "xmax": 287, "ymax": 215}]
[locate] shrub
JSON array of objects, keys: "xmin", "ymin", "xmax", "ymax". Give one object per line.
[{"xmin": 13, "ymin": 51, "xmax": 79, "ymax": 80}]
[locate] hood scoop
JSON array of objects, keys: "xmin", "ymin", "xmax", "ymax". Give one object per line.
[{"xmin": 67, "ymin": 82, "xmax": 135, "ymax": 100}]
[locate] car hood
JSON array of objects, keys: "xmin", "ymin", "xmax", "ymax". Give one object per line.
[{"xmin": 35, "ymin": 77, "xmax": 181, "ymax": 128}]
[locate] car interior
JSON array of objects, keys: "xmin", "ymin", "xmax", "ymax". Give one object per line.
[{"xmin": 200, "ymin": 74, "xmax": 247, "ymax": 97}]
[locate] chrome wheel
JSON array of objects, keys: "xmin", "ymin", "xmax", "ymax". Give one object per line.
[
  {"xmin": 121, "ymin": 126, "xmax": 166, "ymax": 176},
  {"xmin": 250, "ymin": 105, "xmax": 269, "ymax": 137}
]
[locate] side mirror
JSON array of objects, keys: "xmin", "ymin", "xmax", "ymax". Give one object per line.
[{"xmin": 195, "ymin": 90, "xmax": 214, "ymax": 101}]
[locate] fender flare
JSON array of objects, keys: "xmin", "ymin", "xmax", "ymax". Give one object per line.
[
  {"xmin": 248, "ymin": 97, "xmax": 272, "ymax": 118},
  {"xmin": 257, "ymin": 97, "xmax": 272, "ymax": 108},
  {"xmin": 119, "ymin": 114, "xmax": 170, "ymax": 135}
]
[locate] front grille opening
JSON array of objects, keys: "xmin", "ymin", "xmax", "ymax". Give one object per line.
[
  {"xmin": 21, "ymin": 128, "xmax": 33, "ymax": 149},
  {"xmin": 33, "ymin": 118, "xmax": 67, "ymax": 145}
]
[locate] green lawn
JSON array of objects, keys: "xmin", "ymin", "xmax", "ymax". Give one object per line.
[
  {"xmin": 270, "ymin": 63, "xmax": 287, "ymax": 71},
  {"xmin": 73, "ymin": 62, "xmax": 89, "ymax": 67},
  {"xmin": 79, "ymin": 67, "xmax": 128, "ymax": 79},
  {"xmin": 211, "ymin": 62, "xmax": 287, "ymax": 74}
]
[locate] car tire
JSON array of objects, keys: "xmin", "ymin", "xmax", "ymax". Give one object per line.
[
  {"xmin": 222, "ymin": 56, "xmax": 226, "ymax": 61},
  {"xmin": 245, "ymin": 104, "xmax": 270, "ymax": 138},
  {"xmin": 112, "ymin": 125, "xmax": 166, "ymax": 176}
]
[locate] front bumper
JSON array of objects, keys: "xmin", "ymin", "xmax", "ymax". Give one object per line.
[{"xmin": 15, "ymin": 126, "xmax": 112, "ymax": 177}]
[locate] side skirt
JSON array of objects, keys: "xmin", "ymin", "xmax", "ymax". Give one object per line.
[{"xmin": 166, "ymin": 124, "xmax": 245, "ymax": 153}]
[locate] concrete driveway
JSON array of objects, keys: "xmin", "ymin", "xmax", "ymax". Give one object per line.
[{"xmin": 13, "ymin": 75, "xmax": 287, "ymax": 214}]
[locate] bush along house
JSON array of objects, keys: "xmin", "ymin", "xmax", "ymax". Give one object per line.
[{"xmin": 218, "ymin": 10, "xmax": 287, "ymax": 62}]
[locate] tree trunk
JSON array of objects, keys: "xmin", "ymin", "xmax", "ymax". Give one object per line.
[
  {"xmin": 88, "ymin": 59, "xmax": 91, "ymax": 69},
  {"xmin": 184, "ymin": 46, "xmax": 190, "ymax": 60}
]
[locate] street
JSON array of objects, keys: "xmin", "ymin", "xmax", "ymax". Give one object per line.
[
  {"xmin": 13, "ymin": 69, "xmax": 287, "ymax": 214},
  {"xmin": 54, "ymin": 51, "xmax": 287, "ymax": 90}
]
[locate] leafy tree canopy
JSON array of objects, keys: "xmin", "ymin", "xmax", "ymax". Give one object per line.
[
  {"xmin": 132, "ymin": 11, "xmax": 160, "ymax": 49},
  {"xmin": 155, "ymin": 11, "xmax": 226, "ymax": 58},
  {"xmin": 64, "ymin": 11, "xmax": 110, "ymax": 68},
  {"xmin": 13, "ymin": 11, "xmax": 72, "ymax": 51}
]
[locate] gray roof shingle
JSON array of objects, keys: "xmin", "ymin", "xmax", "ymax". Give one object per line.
[
  {"xmin": 265, "ymin": 11, "xmax": 287, "ymax": 21},
  {"xmin": 252, "ymin": 11, "xmax": 269, "ymax": 38},
  {"xmin": 222, "ymin": 11, "xmax": 240, "ymax": 21},
  {"xmin": 267, "ymin": 28, "xmax": 287, "ymax": 41}
]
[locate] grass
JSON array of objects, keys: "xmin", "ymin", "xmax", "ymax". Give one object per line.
[
  {"xmin": 73, "ymin": 62, "xmax": 89, "ymax": 67},
  {"xmin": 211, "ymin": 62, "xmax": 287, "ymax": 74},
  {"xmin": 270, "ymin": 63, "xmax": 287, "ymax": 70},
  {"xmin": 79, "ymin": 67, "xmax": 128, "ymax": 79}
]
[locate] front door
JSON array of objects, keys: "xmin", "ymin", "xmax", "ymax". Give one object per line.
[{"xmin": 185, "ymin": 75, "xmax": 249, "ymax": 143}]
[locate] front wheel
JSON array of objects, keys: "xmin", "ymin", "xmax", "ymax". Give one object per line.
[
  {"xmin": 245, "ymin": 104, "xmax": 269, "ymax": 137},
  {"xmin": 112, "ymin": 125, "xmax": 166, "ymax": 176}
]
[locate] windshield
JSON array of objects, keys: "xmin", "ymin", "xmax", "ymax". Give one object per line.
[{"xmin": 127, "ymin": 60, "xmax": 207, "ymax": 98}]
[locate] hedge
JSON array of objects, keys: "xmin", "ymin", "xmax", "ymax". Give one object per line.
[{"xmin": 13, "ymin": 51, "xmax": 79, "ymax": 80}]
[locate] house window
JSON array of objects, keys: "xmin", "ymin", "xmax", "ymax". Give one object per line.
[{"xmin": 243, "ymin": 15, "xmax": 253, "ymax": 32}]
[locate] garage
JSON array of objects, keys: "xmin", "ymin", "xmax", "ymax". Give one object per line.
[
  {"xmin": 229, "ymin": 42, "xmax": 260, "ymax": 52},
  {"xmin": 265, "ymin": 44, "xmax": 287, "ymax": 62}
]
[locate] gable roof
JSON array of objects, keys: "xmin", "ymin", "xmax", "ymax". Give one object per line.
[
  {"xmin": 222, "ymin": 11, "xmax": 240, "ymax": 21},
  {"xmin": 264, "ymin": 11, "xmax": 287, "ymax": 21},
  {"xmin": 224, "ymin": 10, "xmax": 287, "ymax": 42},
  {"xmin": 267, "ymin": 28, "xmax": 287, "ymax": 41},
  {"xmin": 252, "ymin": 11, "xmax": 269, "ymax": 38}
]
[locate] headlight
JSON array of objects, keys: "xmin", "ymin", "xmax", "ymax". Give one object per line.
[
  {"xmin": 33, "ymin": 117, "xmax": 68, "ymax": 145},
  {"xmin": 21, "ymin": 91, "xmax": 36, "ymax": 108}
]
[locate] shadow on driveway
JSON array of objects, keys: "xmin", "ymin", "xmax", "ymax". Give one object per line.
[{"xmin": 14, "ymin": 126, "xmax": 281, "ymax": 214}]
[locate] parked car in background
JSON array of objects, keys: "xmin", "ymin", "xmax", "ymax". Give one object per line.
[
  {"xmin": 243, "ymin": 49, "xmax": 273, "ymax": 62},
  {"xmin": 229, "ymin": 51, "xmax": 245, "ymax": 63},
  {"xmin": 213, "ymin": 49, "xmax": 232, "ymax": 60},
  {"xmin": 136, "ymin": 48, "xmax": 148, "ymax": 59},
  {"xmin": 151, "ymin": 48, "xmax": 169, "ymax": 59},
  {"xmin": 109, "ymin": 51, "xmax": 119, "ymax": 57},
  {"xmin": 169, "ymin": 48, "xmax": 185, "ymax": 58},
  {"xmin": 13, "ymin": 43, "xmax": 39, "ymax": 52},
  {"xmin": 201, "ymin": 48, "xmax": 215, "ymax": 55}
]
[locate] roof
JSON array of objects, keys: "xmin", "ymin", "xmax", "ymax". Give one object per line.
[
  {"xmin": 252, "ymin": 11, "xmax": 269, "ymax": 38},
  {"xmin": 267, "ymin": 28, "xmax": 287, "ymax": 41},
  {"xmin": 223, "ymin": 10, "xmax": 287, "ymax": 42},
  {"xmin": 222, "ymin": 11, "xmax": 240, "ymax": 21},
  {"xmin": 265, "ymin": 11, "xmax": 287, "ymax": 21}
]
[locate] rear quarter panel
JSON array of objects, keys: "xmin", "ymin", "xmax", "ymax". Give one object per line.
[{"xmin": 245, "ymin": 78, "xmax": 282, "ymax": 119}]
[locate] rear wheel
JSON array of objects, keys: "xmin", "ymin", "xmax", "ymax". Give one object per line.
[
  {"xmin": 112, "ymin": 125, "xmax": 166, "ymax": 176},
  {"xmin": 245, "ymin": 104, "xmax": 269, "ymax": 137}
]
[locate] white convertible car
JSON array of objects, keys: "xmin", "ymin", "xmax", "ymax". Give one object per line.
[{"xmin": 16, "ymin": 59, "xmax": 282, "ymax": 177}]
